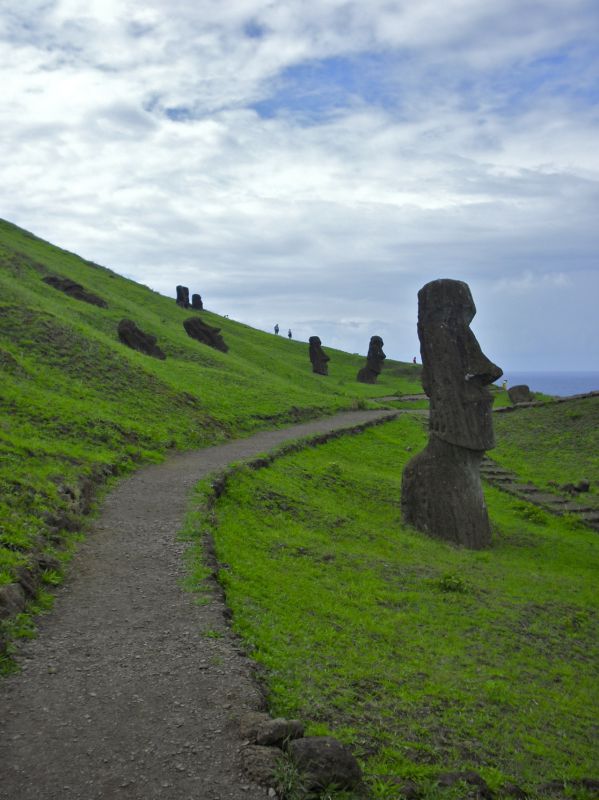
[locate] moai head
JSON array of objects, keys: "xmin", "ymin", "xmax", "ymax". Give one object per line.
[
  {"xmin": 191, "ymin": 293, "xmax": 203, "ymax": 310},
  {"xmin": 176, "ymin": 285, "xmax": 190, "ymax": 308},
  {"xmin": 418, "ymin": 279, "xmax": 502, "ymax": 450},
  {"xmin": 309, "ymin": 336, "xmax": 330, "ymax": 375},
  {"xmin": 366, "ymin": 335, "xmax": 386, "ymax": 375}
]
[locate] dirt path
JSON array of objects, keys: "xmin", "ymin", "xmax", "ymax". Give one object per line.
[{"xmin": 0, "ymin": 409, "xmax": 397, "ymax": 800}]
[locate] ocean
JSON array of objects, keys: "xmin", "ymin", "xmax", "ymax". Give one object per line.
[{"xmin": 498, "ymin": 371, "xmax": 599, "ymax": 398}]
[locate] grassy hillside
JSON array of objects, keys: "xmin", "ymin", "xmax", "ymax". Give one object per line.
[
  {"xmin": 193, "ymin": 412, "xmax": 598, "ymax": 799},
  {"xmin": 0, "ymin": 218, "xmax": 420, "ymax": 597}
]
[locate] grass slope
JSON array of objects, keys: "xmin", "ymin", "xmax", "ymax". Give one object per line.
[
  {"xmin": 193, "ymin": 413, "xmax": 598, "ymax": 799},
  {"xmin": 0, "ymin": 218, "xmax": 420, "ymax": 594}
]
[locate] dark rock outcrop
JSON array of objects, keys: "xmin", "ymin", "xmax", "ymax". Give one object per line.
[
  {"xmin": 117, "ymin": 319, "xmax": 166, "ymax": 359},
  {"xmin": 43, "ymin": 275, "xmax": 107, "ymax": 308},
  {"xmin": 402, "ymin": 279, "xmax": 502, "ymax": 548},
  {"xmin": 309, "ymin": 336, "xmax": 330, "ymax": 375},
  {"xmin": 357, "ymin": 335, "xmax": 386, "ymax": 383},
  {"xmin": 191, "ymin": 293, "xmax": 203, "ymax": 310},
  {"xmin": 287, "ymin": 736, "xmax": 362, "ymax": 791},
  {"xmin": 508, "ymin": 384, "xmax": 533, "ymax": 404},
  {"xmin": 183, "ymin": 317, "xmax": 228, "ymax": 352},
  {"xmin": 0, "ymin": 583, "xmax": 27, "ymax": 621},
  {"xmin": 240, "ymin": 745, "xmax": 282, "ymax": 785},
  {"xmin": 240, "ymin": 711, "xmax": 304, "ymax": 747},
  {"xmin": 175, "ymin": 285, "xmax": 190, "ymax": 308}
]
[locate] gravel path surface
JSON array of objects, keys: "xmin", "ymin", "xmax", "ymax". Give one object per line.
[{"xmin": 0, "ymin": 409, "xmax": 397, "ymax": 800}]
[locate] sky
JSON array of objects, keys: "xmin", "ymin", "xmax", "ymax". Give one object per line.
[{"xmin": 1, "ymin": 0, "xmax": 598, "ymax": 372}]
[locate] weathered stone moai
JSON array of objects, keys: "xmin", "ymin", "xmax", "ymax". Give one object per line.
[
  {"xmin": 191, "ymin": 293, "xmax": 203, "ymax": 310},
  {"xmin": 401, "ymin": 279, "xmax": 503, "ymax": 548},
  {"xmin": 309, "ymin": 336, "xmax": 330, "ymax": 375},
  {"xmin": 117, "ymin": 319, "xmax": 166, "ymax": 359},
  {"xmin": 43, "ymin": 275, "xmax": 108, "ymax": 308},
  {"xmin": 508, "ymin": 384, "xmax": 533, "ymax": 404},
  {"xmin": 175, "ymin": 285, "xmax": 190, "ymax": 308},
  {"xmin": 357, "ymin": 336, "xmax": 386, "ymax": 383},
  {"xmin": 183, "ymin": 317, "xmax": 228, "ymax": 352}
]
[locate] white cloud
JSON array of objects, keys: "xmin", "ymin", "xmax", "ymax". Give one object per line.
[{"xmin": 1, "ymin": 0, "xmax": 598, "ymax": 370}]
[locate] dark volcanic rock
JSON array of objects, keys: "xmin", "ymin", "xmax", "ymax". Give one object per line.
[
  {"xmin": 43, "ymin": 275, "xmax": 107, "ymax": 308},
  {"xmin": 0, "ymin": 583, "xmax": 27, "ymax": 621},
  {"xmin": 508, "ymin": 384, "xmax": 533, "ymax": 404},
  {"xmin": 240, "ymin": 745, "xmax": 282, "ymax": 785},
  {"xmin": 183, "ymin": 317, "xmax": 228, "ymax": 352},
  {"xmin": 287, "ymin": 736, "xmax": 362, "ymax": 790},
  {"xmin": 175, "ymin": 285, "xmax": 190, "ymax": 308},
  {"xmin": 117, "ymin": 319, "xmax": 166, "ymax": 359},
  {"xmin": 191, "ymin": 293, "xmax": 203, "ymax": 310},
  {"xmin": 240, "ymin": 712, "xmax": 304, "ymax": 747},
  {"xmin": 357, "ymin": 335, "xmax": 386, "ymax": 383},
  {"xmin": 309, "ymin": 336, "xmax": 330, "ymax": 375},
  {"xmin": 401, "ymin": 279, "xmax": 502, "ymax": 549},
  {"xmin": 438, "ymin": 770, "xmax": 494, "ymax": 799}
]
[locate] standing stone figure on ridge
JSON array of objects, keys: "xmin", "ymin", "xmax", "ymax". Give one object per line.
[
  {"xmin": 401, "ymin": 279, "xmax": 503, "ymax": 548},
  {"xmin": 191, "ymin": 293, "xmax": 203, "ymax": 310},
  {"xmin": 357, "ymin": 336, "xmax": 386, "ymax": 383},
  {"xmin": 176, "ymin": 285, "xmax": 190, "ymax": 308},
  {"xmin": 309, "ymin": 336, "xmax": 330, "ymax": 375}
]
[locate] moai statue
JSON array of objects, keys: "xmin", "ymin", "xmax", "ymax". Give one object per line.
[
  {"xmin": 183, "ymin": 317, "xmax": 228, "ymax": 352},
  {"xmin": 309, "ymin": 336, "xmax": 330, "ymax": 375},
  {"xmin": 175, "ymin": 285, "xmax": 190, "ymax": 308},
  {"xmin": 191, "ymin": 293, "xmax": 203, "ymax": 310},
  {"xmin": 117, "ymin": 319, "xmax": 166, "ymax": 360},
  {"xmin": 401, "ymin": 279, "xmax": 503, "ymax": 548},
  {"xmin": 357, "ymin": 336, "xmax": 386, "ymax": 383}
]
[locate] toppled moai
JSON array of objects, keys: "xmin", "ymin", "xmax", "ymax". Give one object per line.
[
  {"xmin": 401, "ymin": 279, "xmax": 503, "ymax": 548},
  {"xmin": 508, "ymin": 384, "xmax": 533, "ymax": 404},
  {"xmin": 191, "ymin": 293, "xmax": 203, "ymax": 310},
  {"xmin": 117, "ymin": 319, "xmax": 166, "ymax": 359},
  {"xmin": 43, "ymin": 275, "xmax": 108, "ymax": 308},
  {"xmin": 183, "ymin": 317, "xmax": 228, "ymax": 352},
  {"xmin": 309, "ymin": 336, "xmax": 330, "ymax": 375},
  {"xmin": 357, "ymin": 335, "xmax": 386, "ymax": 383},
  {"xmin": 175, "ymin": 285, "xmax": 190, "ymax": 308}
]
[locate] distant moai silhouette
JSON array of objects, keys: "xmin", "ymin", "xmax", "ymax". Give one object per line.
[
  {"xmin": 401, "ymin": 279, "xmax": 503, "ymax": 548},
  {"xmin": 357, "ymin": 336, "xmax": 386, "ymax": 383},
  {"xmin": 309, "ymin": 336, "xmax": 330, "ymax": 375},
  {"xmin": 176, "ymin": 285, "xmax": 190, "ymax": 308},
  {"xmin": 191, "ymin": 293, "xmax": 203, "ymax": 310},
  {"xmin": 117, "ymin": 319, "xmax": 166, "ymax": 360},
  {"xmin": 183, "ymin": 317, "xmax": 228, "ymax": 352}
]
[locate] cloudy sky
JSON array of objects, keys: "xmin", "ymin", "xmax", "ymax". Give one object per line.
[{"xmin": 1, "ymin": 0, "xmax": 598, "ymax": 371}]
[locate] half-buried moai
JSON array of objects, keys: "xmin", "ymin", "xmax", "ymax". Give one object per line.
[
  {"xmin": 401, "ymin": 279, "xmax": 503, "ymax": 548},
  {"xmin": 191, "ymin": 293, "xmax": 203, "ymax": 310},
  {"xmin": 175, "ymin": 285, "xmax": 190, "ymax": 308},
  {"xmin": 309, "ymin": 336, "xmax": 330, "ymax": 375},
  {"xmin": 508, "ymin": 384, "xmax": 533, "ymax": 404},
  {"xmin": 357, "ymin": 336, "xmax": 386, "ymax": 383}
]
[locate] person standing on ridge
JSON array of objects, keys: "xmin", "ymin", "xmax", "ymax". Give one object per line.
[
  {"xmin": 274, "ymin": 323, "xmax": 279, "ymax": 335},
  {"xmin": 288, "ymin": 329, "xmax": 292, "ymax": 339}
]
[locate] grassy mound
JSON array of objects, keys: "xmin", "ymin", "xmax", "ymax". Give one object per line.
[
  {"xmin": 192, "ymin": 413, "xmax": 598, "ymax": 799},
  {"xmin": 0, "ymin": 218, "xmax": 420, "ymax": 593}
]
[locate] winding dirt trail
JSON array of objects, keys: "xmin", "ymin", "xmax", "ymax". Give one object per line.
[{"xmin": 0, "ymin": 409, "xmax": 397, "ymax": 800}]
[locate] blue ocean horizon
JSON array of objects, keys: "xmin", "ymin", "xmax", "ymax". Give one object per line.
[{"xmin": 497, "ymin": 371, "xmax": 599, "ymax": 397}]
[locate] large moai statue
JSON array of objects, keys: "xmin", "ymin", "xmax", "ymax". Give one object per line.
[
  {"xmin": 401, "ymin": 279, "xmax": 503, "ymax": 548},
  {"xmin": 309, "ymin": 336, "xmax": 330, "ymax": 375},
  {"xmin": 191, "ymin": 293, "xmax": 203, "ymax": 310},
  {"xmin": 183, "ymin": 317, "xmax": 228, "ymax": 352},
  {"xmin": 357, "ymin": 336, "xmax": 386, "ymax": 383},
  {"xmin": 176, "ymin": 285, "xmax": 190, "ymax": 308}
]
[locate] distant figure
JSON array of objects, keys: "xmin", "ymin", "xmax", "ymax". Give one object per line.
[
  {"xmin": 274, "ymin": 323, "xmax": 279, "ymax": 335},
  {"xmin": 501, "ymin": 379, "xmax": 508, "ymax": 391},
  {"xmin": 412, "ymin": 357, "xmax": 417, "ymax": 364},
  {"xmin": 288, "ymin": 329, "xmax": 292, "ymax": 339}
]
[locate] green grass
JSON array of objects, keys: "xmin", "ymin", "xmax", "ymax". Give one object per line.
[
  {"xmin": 0, "ymin": 217, "xmax": 420, "ymax": 594},
  {"xmin": 191, "ymin": 414, "xmax": 598, "ymax": 799},
  {"xmin": 493, "ymin": 396, "xmax": 599, "ymax": 508}
]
